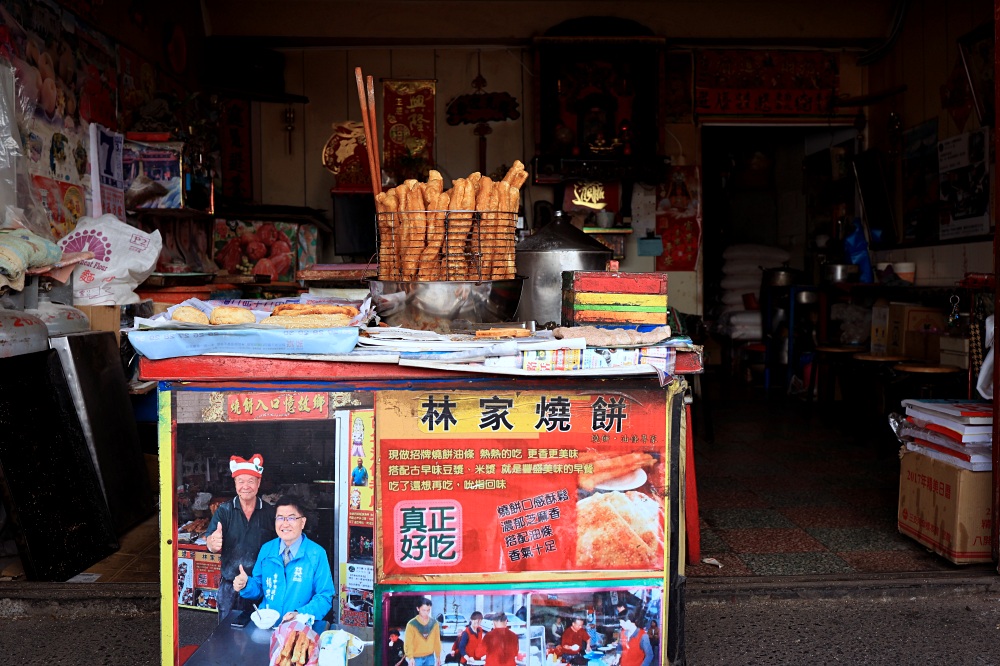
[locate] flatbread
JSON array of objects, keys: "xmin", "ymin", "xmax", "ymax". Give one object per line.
[
  {"xmin": 210, "ymin": 306, "xmax": 256, "ymax": 325},
  {"xmin": 575, "ymin": 492, "xmax": 655, "ymax": 569},
  {"xmin": 271, "ymin": 303, "xmax": 359, "ymax": 317},
  {"xmin": 171, "ymin": 306, "xmax": 209, "ymax": 325},
  {"xmin": 259, "ymin": 313, "xmax": 354, "ymax": 329}
]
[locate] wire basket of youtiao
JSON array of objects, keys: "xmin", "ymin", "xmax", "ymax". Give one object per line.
[
  {"xmin": 372, "ymin": 163, "xmax": 529, "ymax": 282},
  {"xmin": 375, "ymin": 208, "xmax": 517, "ymax": 281}
]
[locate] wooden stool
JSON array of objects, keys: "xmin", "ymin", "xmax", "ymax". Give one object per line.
[
  {"xmin": 890, "ymin": 363, "xmax": 966, "ymax": 404},
  {"xmin": 810, "ymin": 345, "xmax": 866, "ymax": 404},
  {"xmin": 853, "ymin": 354, "xmax": 911, "ymax": 424}
]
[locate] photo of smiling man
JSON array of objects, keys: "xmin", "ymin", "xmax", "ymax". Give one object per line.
[{"xmin": 233, "ymin": 496, "xmax": 335, "ymax": 623}]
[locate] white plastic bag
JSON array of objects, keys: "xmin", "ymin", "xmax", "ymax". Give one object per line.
[
  {"xmin": 58, "ymin": 214, "xmax": 161, "ymax": 305},
  {"xmin": 976, "ymin": 315, "xmax": 993, "ymax": 400}
]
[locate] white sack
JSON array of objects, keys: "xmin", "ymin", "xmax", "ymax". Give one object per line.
[
  {"xmin": 58, "ymin": 214, "xmax": 162, "ymax": 305},
  {"xmin": 977, "ymin": 315, "xmax": 994, "ymax": 400}
]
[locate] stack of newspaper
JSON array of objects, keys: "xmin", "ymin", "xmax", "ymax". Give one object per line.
[{"xmin": 899, "ymin": 399, "xmax": 993, "ymax": 471}]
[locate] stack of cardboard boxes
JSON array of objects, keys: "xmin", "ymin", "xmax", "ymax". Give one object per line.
[
  {"xmin": 871, "ymin": 302, "xmax": 946, "ymax": 362},
  {"xmin": 897, "ymin": 399, "xmax": 993, "ymax": 564}
]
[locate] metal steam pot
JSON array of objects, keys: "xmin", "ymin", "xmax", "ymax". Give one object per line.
[{"xmin": 514, "ymin": 213, "xmax": 612, "ymax": 327}]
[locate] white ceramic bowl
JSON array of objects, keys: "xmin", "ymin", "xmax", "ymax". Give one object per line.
[{"xmin": 251, "ymin": 608, "xmax": 280, "ymax": 629}]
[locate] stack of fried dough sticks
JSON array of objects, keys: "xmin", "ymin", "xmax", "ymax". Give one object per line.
[{"xmin": 373, "ymin": 161, "xmax": 529, "ymax": 281}]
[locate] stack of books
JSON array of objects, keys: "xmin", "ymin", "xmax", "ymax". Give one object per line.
[{"xmin": 901, "ymin": 399, "xmax": 993, "ymax": 471}]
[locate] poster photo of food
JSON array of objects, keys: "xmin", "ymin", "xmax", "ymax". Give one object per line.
[
  {"xmin": 213, "ymin": 218, "xmax": 299, "ymax": 282},
  {"xmin": 376, "ymin": 387, "xmax": 670, "ymax": 582}
]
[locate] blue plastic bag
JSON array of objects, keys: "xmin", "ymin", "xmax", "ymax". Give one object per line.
[{"xmin": 842, "ymin": 217, "xmax": 873, "ymax": 283}]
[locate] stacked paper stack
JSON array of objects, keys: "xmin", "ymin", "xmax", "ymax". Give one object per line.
[
  {"xmin": 561, "ymin": 271, "xmax": 668, "ymax": 326},
  {"xmin": 900, "ymin": 398, "xmax": 993, "ymax": 471}
]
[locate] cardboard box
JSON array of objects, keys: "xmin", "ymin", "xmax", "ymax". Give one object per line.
[
  {"xmin": 870, "ymin": 303, "xmax": 889, "ymax": 355},
  {"xmin": 886, "ymin": 303, "xmax": 946, "ymax": 358},
  {"xmin": 902, "ymin": 330, "xmax": 941, "ymax": 363},
  {"xmin": 897, "ymin": 450, "xmax": 992, "ymax": 564},
  {"xmin": 76, "ymin": 304, "xmax": 121, "ymax": 345},
  {"xmin": 939, "ymin": 336, "xmax": 970, "ymax": 369}
]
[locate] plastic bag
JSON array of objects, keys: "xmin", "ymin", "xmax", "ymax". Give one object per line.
[
  {"xmin": 270, "ymin": 619, "xmax": 320, "ymax": 666},
  {"xmin": 58, "ymin": 214, "xmax": 162, "ymax": 305},
  {"xmin": 842, "ymin": 218, "xmax": 874, "ymax": 283},
  {"xmin": 976, "ymin": 314, "xmax": 993, "ymax": 399}
]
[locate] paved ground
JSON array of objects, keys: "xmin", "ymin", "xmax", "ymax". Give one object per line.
[
  {"xmin": 684, "ymin": 572, "xmax": 1000, "ymax": 665},
  {"xmin": 2, "ymin": 573, "xmax": 999, "ymax": 665}
]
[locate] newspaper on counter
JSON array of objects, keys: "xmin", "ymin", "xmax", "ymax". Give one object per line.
[{"xmin": 128, "ymin": 326, "xmax": 360, "ymax": 360}]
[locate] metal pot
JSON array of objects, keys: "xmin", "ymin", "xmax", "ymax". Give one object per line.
[
  {"xmin": 515, "ymin": 215, "xmax": 612, "ymax": 326},
  {"xmin": 823, "ymin": 263, "xmax": 860, "ymax": 283},
  {"xmin": 368, "ymin": 277, "xmax": 524, "ymax": 332},
  {"xmin": 760, "ymin": 266, "xmax": 803, "ymax": 287}
]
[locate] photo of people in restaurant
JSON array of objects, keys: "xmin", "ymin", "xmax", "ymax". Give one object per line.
[{"xmin": 381, "ymin": 584, "xmax": 663, "ymax": 666}]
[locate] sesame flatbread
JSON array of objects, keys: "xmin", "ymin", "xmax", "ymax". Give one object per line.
[
  {"xmin": 575, "ymin": 492, "xmax": 655, "ymax": 569},
  {"xmin": 259, "ymin": 313, "xmax": 354, "ymax": 328}
]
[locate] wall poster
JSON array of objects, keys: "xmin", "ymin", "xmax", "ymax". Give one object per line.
[
  {"xmin": 383, "ymin": 79, "xmax": 436, "ymax": 182},
  {"xmin": 376, "ymin": 387, "xmax": 671, "ymax": 582},
  {"xmin": 654, "ymin": 166, "xmax": 701, "ymax": 271},
  {"xmin": 338, "ymin": 408, "xmax": 376, "ymax": 628},
  {"xmin": 938, "ymin": 127, "xmax": 991, "ymax": 240},
  {"xmin": 0, "ymin": 0, "xmax": 118, "ymax": 237}
]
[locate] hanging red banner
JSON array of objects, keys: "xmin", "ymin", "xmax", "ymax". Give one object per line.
[
  {"xmin": 218, "ymin": 98, "xmax": 253, "ymax": 201},
  {"xmin": 382, "ymin": 79, "xmax": 436, "ymax": 182},
  {"xmin": 695, "ymin": 50, "xmax": 839, "ymax": 116},
  {"xmin": 655, "ymin": 166, "xmax": 702, "ymax": 271},
  {"xmin": 224, "ymin": 391, "xmax": 329, "ymax": 421}
]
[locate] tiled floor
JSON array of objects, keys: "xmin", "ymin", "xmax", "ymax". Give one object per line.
[
  {"xmin": 82, "ymin": 514, "xmax": 160, "ymax": 583},
  {"xmin": 0, "ymin": 513, "xmax": 158, "ymax": 583},
  {"xmin": 685, "ymin": 370, "xmax": 992, "ymax": 578}
]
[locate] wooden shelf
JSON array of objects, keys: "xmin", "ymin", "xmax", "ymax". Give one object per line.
[{"xmin": 582, "ymin": 227, "xmax": 634, "ymax": 234}]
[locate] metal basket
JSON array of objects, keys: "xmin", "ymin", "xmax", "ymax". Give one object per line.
[{"xmin": 375, "ymin": 209, "xmax": 517, "ymax": 282}]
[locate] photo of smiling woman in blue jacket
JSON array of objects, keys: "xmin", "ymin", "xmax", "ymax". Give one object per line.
[{"xmin": 233, "ymin": 496, "xmax": 334, "ymax": 624}]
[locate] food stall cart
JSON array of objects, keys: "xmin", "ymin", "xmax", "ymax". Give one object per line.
[{"xmin": 146, "ymin": 353, "xmax": 697, "ymax": 666}]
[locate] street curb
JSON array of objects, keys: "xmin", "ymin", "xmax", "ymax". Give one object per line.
[
  {"xmin": 0, "ymin": 582, "xmax": 159, "ymax": 617},
  {"xmin": 687, "ymin": 569, "xmax": 1000, "ymax": 603}
]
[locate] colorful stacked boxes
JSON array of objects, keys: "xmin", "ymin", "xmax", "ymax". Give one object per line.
[{"xmin": 561, "ymin": 271, "xmax": 669, "ymax": 326}]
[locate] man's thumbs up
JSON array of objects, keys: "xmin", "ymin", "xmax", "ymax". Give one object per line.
[
  {"xmin": 233, "ymin": 564, "xmax": 248, "ymax": 592},
  {"xmin": 206, "ymin": 522, "xmax": 223, "ymax": 553}
]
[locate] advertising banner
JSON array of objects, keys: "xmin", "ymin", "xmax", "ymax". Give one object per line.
[
  {"xmin": 380, "ymin": 580, "xmax": 664, "ymax": 664},
  {"xmin": 377, "ymin": 388, "xmax": 670, "ymax": 581},
  {"xmin": 339, "ymin": 409, "xmax": 376, "ymax": 628}
]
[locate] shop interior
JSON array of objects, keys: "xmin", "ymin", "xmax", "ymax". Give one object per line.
[{"xmin": 0, "ymin": 0, "xmax": 995, "ymax": 622}]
